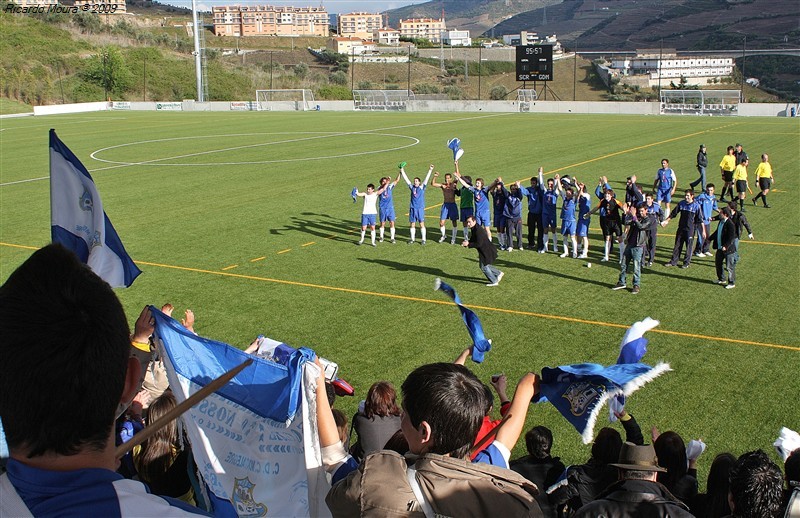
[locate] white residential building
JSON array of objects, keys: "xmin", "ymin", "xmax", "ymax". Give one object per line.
[
  {"xmin": 374, "ymin": 28, "xmax": 400, "ymax": 45},
  {"xmin": 442, "ymin": 29, "xmax": 471, "ymax": 47},
  {"xmin": 610, "ymin": 50, "xmax": 735, "ymax": 87},
  {"xmin": 399, "ymin": 17, "xmax": 446, "ymax": 43}
]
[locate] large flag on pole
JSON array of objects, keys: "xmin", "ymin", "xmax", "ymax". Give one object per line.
[
  {"xmin": 49, "ymin": 129, "xmax": 141, "ymax": 288},
  {"xmin": 151, "ymin": 307, "xmax": 331, "ymax": 517},
  {"xmin": 536, "ymin": 361, "xmax": 671, "ymax": 444}
]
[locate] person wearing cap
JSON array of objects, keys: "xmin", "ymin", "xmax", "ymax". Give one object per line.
[
  {"xmin": 690, "ymin": 144, "xmax": 708, "ymax": 191},
  {"xmin": 572, "ymin": 442, "xmax": 693, "ymax": 517}
]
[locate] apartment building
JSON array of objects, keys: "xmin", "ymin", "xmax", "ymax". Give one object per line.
[
  {"xmin": 337, "ymin": 12, "xmax": 382, "ymax": 39},
  {"xmin": 398, "ymin": 17, "xmax": 446, "ymax": 43},
  {"xmin": 212, "ymin": 5, "xmax": 329, "ymax": 37}
]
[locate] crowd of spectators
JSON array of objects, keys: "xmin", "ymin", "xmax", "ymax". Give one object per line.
[{"xmin": 0, "ymin": 243, "xmax": 796, "ymax": 518}]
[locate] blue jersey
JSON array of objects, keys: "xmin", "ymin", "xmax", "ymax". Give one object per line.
[
  {"xmin": 560, "ymin": 193, "xmax": 577, "ymax": 222},
  {"xmin": 470, "ymin": 185, "xmax": 490, "ymax": 214},
  {"xmin": 671, "ymin": 199, "xmax": 703, "ymax": 230},
  {"xmin": 578, "ymin": 193, "xmax": 592, "ymax": 219},
  {"xmin": 503, "ymin": 188, "xmax": 523, "ymax": 219},
  {"xmin": 695, "ymin": 193, "xmax": 718, "ymax": 223},
  {"xmin": 4, "ymin": 459, "xmax": 207, "ymax": 517},
  {"xmin": 543, "ymin": 189, "xmax": 558, "ymax": 215},
  {"xmin": 409, "ymin": 183, "xmax": 427, "ymax": 211},
  {"xmin": 656, "ymin": 168, "xmax": 675, "ymax": 191},
  {"xmin": 519, "ymin": 184, "xmax": 544, "ymax": 214},
  {"xmin": 492, "ymin": 188, "xmax": 507, "ymax": 216},
  {"xmin": 646, "ymin": 201, "xmax": 662, "ymax": 219},
  {"xmin": 379, "ymin": 184, "xmax": 395, "ymax": 211}
]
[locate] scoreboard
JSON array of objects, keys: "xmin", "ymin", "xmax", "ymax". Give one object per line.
[{"xmin": 516, "ymin": 45, "xmax": 553, "ymax": 82}]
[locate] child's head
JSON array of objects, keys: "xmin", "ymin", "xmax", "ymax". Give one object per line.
[
  {"xmin": 413, "ymin": 177, "xmax": 421, "ymax": 187},
  {"xmin": 475, "ymin": 178, "xmax": 484, "ymax": 189},
  {"xmin": 367, "ymin": 183, "xmax": 375, "ymax": 193},
  {"xmin": 604, "ymin": 189, "xmax": 615, "ymax": 201},
  {"xmin": 400, "ymin": 363, "xmax": 485, "ymax": 459}
]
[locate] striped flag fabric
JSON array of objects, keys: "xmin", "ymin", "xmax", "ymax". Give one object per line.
[
  {"xmin": 49, "ymin": 129, "xmax": 141, "ymax": 288},
  {"xmin": 151, "ymin": 307, "xmax": 331, "ymax": 517}
]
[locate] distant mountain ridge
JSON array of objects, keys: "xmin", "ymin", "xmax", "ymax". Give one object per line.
[{"xmin": 386, "ymin": 0, "xmax": 799, "ymax": 51}]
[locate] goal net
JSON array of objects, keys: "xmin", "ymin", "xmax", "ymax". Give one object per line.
[
  {"xmin": 255, "ymin": 89, "xmax": 317, "ymax": 111},
  {"xmin": 660, "ymin": 89, "xmax": 740, "ymax": 116},
  {"xmin": 353, "ymin": 90, "xmax": 414, "ymax": 111}
]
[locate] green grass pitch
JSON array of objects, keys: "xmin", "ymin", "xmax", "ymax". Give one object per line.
[{"xmin": 1, "ymin": 110, "xmax": 798, "ymax": 485}]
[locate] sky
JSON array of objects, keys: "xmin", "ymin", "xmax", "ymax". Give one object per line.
[{"xmin": 164, "ymin": 0, "xmax": 424, "ymax": 14}]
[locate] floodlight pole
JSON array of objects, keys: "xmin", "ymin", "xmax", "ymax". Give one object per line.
[
  {"xmin": 270, "ymin": 51, "xmax": 274, "ymax": 90},
  {"xmin": 407, "ymin": 46, "xmax": 412, "ymax": 96},
  {"xmin": 191, "ymin": 0, "xmax": 204, "ymax": 102},
  {"xmin": 740, "ymin": 35, "xmax": 746, "ymax": 103},
  {"xmin": 657, "ymin": 40, "xmax": 663, "ymax": 102},
  {"xmin": 573, "ymin": 39, "xmax": 577, "ymax": 101},
  {"xmin": 478, "ymin": 45, "xmax": 482, "ymax": 100},
  {"xmin": 351, "ymin": 46, "xmax": 355, "ymax": 92}
]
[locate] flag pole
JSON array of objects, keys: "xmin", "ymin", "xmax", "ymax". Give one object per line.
[{"xmin": 115, "ymin": 358, "xmax": 253, "ymax": 459}]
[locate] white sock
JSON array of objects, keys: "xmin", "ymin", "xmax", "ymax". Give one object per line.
[
  {"xmin": 551, "ymin": 234, "xmax": 558, "ymax": 251},
  {"xmin": 410, "ymin": 227, "xmax": 416, "ymax": 241},
  {"xmin": 379, "ymin": 227, "xmax": 385, "ymax": 239},
  {"xmin": 440, "ymin": 225, "xmax": 446, "ymax": 237},
  {"xmin": 370, "ymin": 230, "xmax": 375, "ymax": 244},
  {"xmin": 390, "ymin": 227, "xmax": 395, "ymax": 240},
  {"xmin": 421, "ymin": 227, "xmax": 427, "ymax": 241},
  {"xmin": 604, "ymin": 240, "xmax": 611, "ymax": 259},
  {"xmin": 571, "ymin": 236, "xmax": 578, "ymax": 255},
  {"xmin": 360, "ymin": 230, "xmax": 365, "ymax": 242},
  {"xmin": 582, "ymin": 237, "xmax": 589, "ymax": 254},
  {"xmin": 562, "ymin": 236, "xmax": 568, "ymax": 254}
]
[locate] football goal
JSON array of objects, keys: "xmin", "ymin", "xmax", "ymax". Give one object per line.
[
  {"xmin": 353, "ymin": 90, "xmax": 414, "ymax": 111},
  {"xmin": 517, "ymin": 89, "xmax": 538, "ymax": 112},
  {"xmin": 660, "ymin": 90, "xmax": 740, "ymax": 116},
  {"xmin": 255, "ymin": 89, "xmax": 317, "ymax": 111}
]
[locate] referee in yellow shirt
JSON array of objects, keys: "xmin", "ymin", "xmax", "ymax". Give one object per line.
[
  {"xmin": 719, "ymin": 145, "xmax": 737, "ymax": 202},
  {"xmin": 732, "ymin": 158, "xmax": 750, "ymax": 212},
  {"xmin": 752, "ymin": 154, "xmax": 774, "ymax": 208}
]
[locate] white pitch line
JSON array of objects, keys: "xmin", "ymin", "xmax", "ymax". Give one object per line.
[{"xmin": 0, "ymin": 113, "xmax": 510, "ymax": 186}]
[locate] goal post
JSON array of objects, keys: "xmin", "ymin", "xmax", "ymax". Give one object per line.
[{"xmin": 255, "ymin": 89, "xmax": 316, "ymax": 111}]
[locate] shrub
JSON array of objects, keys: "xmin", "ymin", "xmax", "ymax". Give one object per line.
[{"xmin": 489, "ymin": 85, "xmax": 508, "ymax": 100}]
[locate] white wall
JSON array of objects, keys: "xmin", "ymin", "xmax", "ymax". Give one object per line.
[{"xmin": 33, "ymin": 102, "xmax": 109, "ymax": 115}]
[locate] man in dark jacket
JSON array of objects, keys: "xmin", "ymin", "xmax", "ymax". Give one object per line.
[
  {"xmin": 690, "ymin": 143, "xmax": 708, "ymax": 191},
  {"xmin": 463, "ymin": 215, "xmax": 504, "ymax": 286},
  {"xmin": 613, "ymin": 203, "xmax": 655, "ymax": 294},
  {"xmin": 573, "ymin": 442, "xmax": 693, "ymax": 518},
  {"xmin": 710, "ymin": 207, "xmax": 738, "ymax": 289}
]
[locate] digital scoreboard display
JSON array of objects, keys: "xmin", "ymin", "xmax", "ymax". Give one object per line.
[{"xmin": 516, "ymin": 45, "xmax": 553, "ymax": 82}]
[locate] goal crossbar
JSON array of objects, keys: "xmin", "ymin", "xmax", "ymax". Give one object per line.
[{"xmin": 256, "ymin": 89, "xmax": 316, "ymax": 111}]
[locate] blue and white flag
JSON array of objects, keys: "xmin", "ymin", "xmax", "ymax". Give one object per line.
[
  {"xmin": 536, "ymin": 361, "xmax": 671, "ymax": 444},
  {"xmin": 351, "ymin": 187, "xmax": 358, "ymax": 203},
  {"xmin": 447, "ymin": 138, "xmax": 464, "ymax": 161},
  {"xmin": 151, "ymin": 307, "xmax": 331, "ymax": 517},
  {"xmin": 49, "ymin": 129, "xmax": 141, "ymax": 288},
  {"xmin": 434, "ymin": 278, "xmax": 491, "ymax": 363},
  {"xmin": 609, "ymin": 317, "xmax": 660, "ymax": 421}
]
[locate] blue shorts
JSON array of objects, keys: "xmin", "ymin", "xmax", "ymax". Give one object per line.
[
  {"xmin": 440, "ymin": 202, "xmax": 459, "ymax": 222},
  {"xmin": 494, "ymin": 213, "xmax": 507, "ymax": 229},
  {"xmin": 475, "ymin": 211, "xmax": 491, "ymax": 227},
  {"xmin": 656, "ymin": 189, "xmax": 672, "ymax": 204},
  {"xmin": 561, "ymin": 219, "xmax": 577, "ymax": 235},
  {"xmin": 380, "ymin": 206, "xmax": 395, "ymax": 223},
  {"xmin": 577, "ymin": 217, "xmax": 590, "ymax": 237},
  {"xmin": 460, "ymin": 207, "xmax": 474, "ymax": 223},
  {"xmin": 361, "ymin": 214, "xmax": 376, "ymax": 227},
  {"xmin": 409, "ymin": 207, "xmax": 425, "ymax": 223},
  {"xmin": 542, "ymin": 210, "xmax": 556, "ymax": 229}
]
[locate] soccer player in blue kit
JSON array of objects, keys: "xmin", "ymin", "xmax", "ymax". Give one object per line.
[
  {"xmin": 378, "ymin": 172, "xmax": 401, "ymax": 243},
  {"xmin": 653, "ymin": 158, "xmax": 678, "ymax": 215},
  {"xmin": 540, "ymin": 167, "xmax": 559, "ymax": 254},
  {"xmin": 454, "ymin": 160, "xmax": 496, "ymax": 241},
  {"xmin": 401, "ymin": 163, "xmax": 433, "ymax": 245},
  {"xmin": 554, "ymin": 174, "xmax": 578, "ymax": 258}
]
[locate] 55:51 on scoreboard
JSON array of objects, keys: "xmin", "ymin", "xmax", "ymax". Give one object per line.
[{"xmin": 516, "ymin": 45, "xmax": 553, "ymax": 81}]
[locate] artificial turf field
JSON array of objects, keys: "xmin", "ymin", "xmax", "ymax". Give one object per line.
[{"xmin": 1, "ymin": 110, "xmax": 798, "ymax": 484}]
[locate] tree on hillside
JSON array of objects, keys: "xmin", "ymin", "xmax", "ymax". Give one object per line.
[{"xmin": 81, "ymin": 47, "xmax": 132, "ymax": 98}]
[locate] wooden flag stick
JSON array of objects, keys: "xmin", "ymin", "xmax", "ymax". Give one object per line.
[
  {"xmin": 115, "ymin": 358, "xmax": 253, "ymax": 459},
  {"xmin": 469, "ymin": 412, "xmax": 512, "ymax": 456}
]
